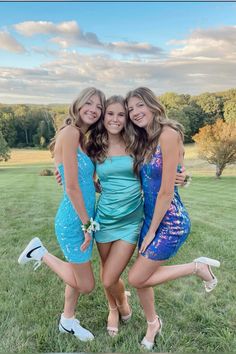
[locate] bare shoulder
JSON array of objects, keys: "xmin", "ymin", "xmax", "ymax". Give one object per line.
[
  {"xmin": 160, "ymin": 126, "xmax": 180, "ymax": 145},
  {"xmin": 58, "ymin": 125, "xmax": 80, "ymax": 143}
]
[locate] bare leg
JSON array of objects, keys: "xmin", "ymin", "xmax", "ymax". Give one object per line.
[
  {"xmin": 129, "ymin": 255, "xmax": 215, "ymax": 289},
  {"xmin": 98, "ymin": 243, "xmax": 117, "ymax": 307},
  {"xmin": 137, "ymin": 287, "xmax": 161, "ymax": 343},
  {"xmin": 98, "ymin": 240, "xmax": 135, "ymax": 310},
  {"xmin": 97, "ymin": 240, "xmax": 136, "ymax": 333},
  {"xmin": 63, "ymin": 285, "xmax": 80, "ymax": 318},
  {"xmin": 97, "ymin": 242, "xmax": 120, "ymax": 334},
  {"xmin": 129, "ymin": 255, "xmax": 216, "ymax": 345},
  {"xmin": 43, "ymin": 253, "xmax": 95, "ymax": 292}
]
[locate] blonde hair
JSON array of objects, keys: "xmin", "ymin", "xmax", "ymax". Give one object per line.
[
  {"xmin": 49, "ymin": 87, "xmax": 106, "ymax": 156},
  {"xmin": 86, "ymin": 95, "xmax": 129, "ymax": 163},
  {"xmin": 125, "ymin": 87, "xmax": 184, "ymax": 175}
]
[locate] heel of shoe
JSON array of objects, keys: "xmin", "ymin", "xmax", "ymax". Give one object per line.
[
  {"xmin": 193, "ymin": 256, "xmax": 220, "ymax": 293},
  {"xmin": 141, "ymin": 316, "xmax": 162, "ymax": 350},
  {"xmin": 117, "ymin": 290, "xmax": 132, "ymax": 322}
]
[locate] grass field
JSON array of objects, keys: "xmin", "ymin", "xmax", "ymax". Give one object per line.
[
  {"xmin": 0, "ymin": 147, "xmax": 236, "ymax": 353},
  {"xmin": 1, "ymin": 145, "xmax": 236, "ymax": 177}
]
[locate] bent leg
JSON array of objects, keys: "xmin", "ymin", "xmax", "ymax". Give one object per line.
[
  {"xmin": 63, "ymin": 285, "xmax": 80, "ymax": 318},
  {"xmin": 43, "ymin": 253, "xmax": 95, "ymax": 291},
  {"xmin": 129, "ymin": 254, "xmax": 195, "ymax": 288}
]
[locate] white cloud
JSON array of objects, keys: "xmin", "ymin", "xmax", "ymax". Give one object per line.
[
  {"xmin": 107, "ymin": 41, "xmax": 163, "ymax": 55},
  {"xmin": 14, "ymin": 20, "xmax": 102, "ymax": 48},
  {"xmin": 0, "ymin": 31, "xmax": 25, "ymax": 53},
  {"xmin": 13, "ymin": 20, "xmax": 162, "ymax": 55},
  {"xmin": 169, "ymin": 25, "xmax": 236, "ymax": 60},
  {"xmin": 0, "ymin": 23, "xmax": 236, "ymax": 103},
  {"xmin": 14, "ymin": 20, "xmax": 80, "ymax": 36}
]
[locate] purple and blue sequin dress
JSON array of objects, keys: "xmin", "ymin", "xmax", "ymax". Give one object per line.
[{"xmin": 139, "ymin": 145, "xmax": 191, "ymax": 261}]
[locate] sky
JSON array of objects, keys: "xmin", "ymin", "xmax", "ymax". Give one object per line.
[{"xmin": 0, "ymin": 1, "xmax": 236, "ymax": 104}]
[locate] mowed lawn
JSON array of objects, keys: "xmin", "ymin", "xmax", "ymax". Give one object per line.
[{"xmin": 0, "ymin": 147, "xmax": 236, "ymax": 353}]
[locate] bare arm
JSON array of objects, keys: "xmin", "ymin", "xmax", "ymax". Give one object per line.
[
  {"xmin": 139, "ymin": 128, "xmax": 180, "ymax": 253},
  {"xmin": 60, "ymin": 127, "xmax": 91, "ymax": 251}
]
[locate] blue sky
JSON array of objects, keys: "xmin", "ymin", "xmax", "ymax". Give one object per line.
[{"xmin": 0, "ymin": 1, "xmax": 235, "ymax": 103}]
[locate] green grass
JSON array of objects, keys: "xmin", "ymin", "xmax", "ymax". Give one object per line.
[{"xmin": 0, "ymin": 157, "xmax": 236, "ymax": 352}]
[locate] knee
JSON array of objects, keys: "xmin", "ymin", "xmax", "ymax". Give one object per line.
[
  {"xmin": 79, "ymin": 280, "xmax": 95, "ymax": 294},
  {"xmin": 102, "ymin": 274, "xmax": 116, "ymax": 290},
  {"xmin": 128, "ymin": 270, "xmax": 142, "ymax": 288}
]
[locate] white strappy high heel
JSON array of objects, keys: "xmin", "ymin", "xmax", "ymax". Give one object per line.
[
  {"xmin": 141, "ymin": 315, "xmax": 163, "ymax": 350},
  {"xmin": 193, "ymin": 257, "xmax": 220, "ymax": 292},
  {"xmin": 107, "ymin": 306, "xmax": 119, "ymax": 337},
  {"xmin": 117, "ymin": 290, "xmax": 132, "ymax": 322}
]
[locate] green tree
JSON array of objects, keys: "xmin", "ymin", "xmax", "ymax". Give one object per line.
[
  {"xmin": 192, "ymin": 93, "xmax": 224, "ymax": 125},
  {"xmin": 0, "ymin": 130, "xmax": 10, "ymax": 162},
  {"xmin": 0, "ymin": 110, "xmax": 17, "ymax": 147},
  {"xmin": 183, "ymin": 101, "xmax": 207, "ymax": 137},
  {"xmin": 224, "ymin": 100, "xmax": 236, "ymax": 123},
  {"xmin": 168, "ymin": 108, "xmax": 192, "ymax": 143},
  {"xmin": 193, "ymin": 119, "xmax": 236, "ymax": 178},
  {"xmin": 13, "ymin": 105, "xmax": 31, "ymax": 146},
  {"xmin": 159, "ymin": 92, "xmax": 190, "ymax": 111}
]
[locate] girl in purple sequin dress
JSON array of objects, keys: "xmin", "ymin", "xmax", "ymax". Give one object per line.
[
  {"xmin": 125, "ymin": 87, "xmax": 220, "ymax": 350},
  {"xmin": 139, "ymin": 145, "xmax": 191, "ymax": 261}
]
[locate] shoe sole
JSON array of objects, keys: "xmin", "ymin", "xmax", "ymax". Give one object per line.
[
  {"xmin": 59, "ymin": 323, "xmax": 94, "ymax": 341},
  {"xmin": 193, "ymin": 257, "xmax": 220, "ymax": 268}
]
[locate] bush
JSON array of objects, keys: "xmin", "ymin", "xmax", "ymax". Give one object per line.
[{"xmin": 39, "ymin": 168, "xmax": 54, "ymax": 176}]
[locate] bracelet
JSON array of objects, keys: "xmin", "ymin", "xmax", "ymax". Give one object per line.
[{"xmin": 81, "ymin": 218, "xmax": 100, "ymax": 234}]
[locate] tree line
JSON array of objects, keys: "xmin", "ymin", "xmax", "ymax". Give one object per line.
[{"xmin": 0, "ymin": 89, "xmax": 236, "ymax": 173}]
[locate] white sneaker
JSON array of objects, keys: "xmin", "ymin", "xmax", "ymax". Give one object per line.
[
  {"xmin": 18, "ymin": 237, "xmax": 47, "ymax": 270},
  {"xmin": 59, "ymin": 314, "xmax": 94, "ymax": 341}
]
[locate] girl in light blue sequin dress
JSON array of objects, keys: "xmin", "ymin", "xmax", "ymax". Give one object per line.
[
  {"xmin": 18, "ymin": 88, "xmax": 106, "ymax": 341},
  {"xmin": 125, "ymin": 87, "xmax": 220, "ymax": 350}
]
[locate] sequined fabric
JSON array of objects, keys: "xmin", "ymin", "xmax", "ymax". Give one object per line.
[
  {"xmin": 139, "ymin": 145, "xmax": 191, "ymax": 261},
  {"xmin": 55, "ymin": 149, "xmax": 96, "ymax": 263}
]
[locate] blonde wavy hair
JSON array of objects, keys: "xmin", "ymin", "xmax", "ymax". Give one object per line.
[
  {"xmin": 125, "ymin": 87, "xmax": 184, "ymax": 175},
  {"xmin": 86, "ymin": 95, "xmax": 129, "ymax": 163},
  {"xmin": 49, "ymin": 87, "xmax": 106, "ymax": 156}
]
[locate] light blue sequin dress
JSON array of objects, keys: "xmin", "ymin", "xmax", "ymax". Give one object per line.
[
  {"xmin": 55, "ymin": 149, "xmax": 96, "ymax": 263},
  {"xmin": 139, "ymin": 145, "xmax": 191, "ymax": 261},
  {"xmin": 95, "ymin": 156, "xmax": 144, "ymax": 244}
]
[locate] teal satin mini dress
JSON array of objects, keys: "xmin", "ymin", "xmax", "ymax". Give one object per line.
[{"xmin": 95, "ymin": 155, "xmax": 144, "ymax": 244}]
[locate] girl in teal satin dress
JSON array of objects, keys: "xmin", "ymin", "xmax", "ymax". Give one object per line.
[
  {"xmin": 87, "ymin": 95, "xmax": 144, "ymax": 336},
  {"xmin": 87, "ymin": 96, "xmax": 186, "ymax": 337}
]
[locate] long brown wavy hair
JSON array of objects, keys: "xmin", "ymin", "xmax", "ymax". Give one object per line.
[
  {"xmin": 125, "ymin": 87, "xmax": 184, "ymax": 175},
  {"xmin": 49, "ymin": 87, "xmax": 106, "ymax": 156},
  {"xmin": 86, "ymin": 95, "xmax": 130, "ymax": 163}
]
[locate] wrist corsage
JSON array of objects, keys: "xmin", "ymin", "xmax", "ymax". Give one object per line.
[
  {"xmin": 81, "ymin": 218, "xmax": 100, "ymax": 234},
  {"xmin": 183, "ymin": 174, "xmax": 192, "ymax": 188}
]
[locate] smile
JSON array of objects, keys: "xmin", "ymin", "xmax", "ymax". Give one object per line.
[{"xmin": 135, "ymin": 115, "xmax": 144, "ymax": 122}]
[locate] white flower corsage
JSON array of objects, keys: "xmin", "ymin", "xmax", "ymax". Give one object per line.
[
  {"xmin": 81, "ymin": 218, "xmax": 100, "ymax": 234},
  {"xmin": 183, "ymin": 174, "xmax": 192, "ymax": 188}
]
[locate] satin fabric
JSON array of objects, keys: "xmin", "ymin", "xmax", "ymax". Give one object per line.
[{"xmin": 95, "ymin": 155, "xmax": 144, "ymax": 244}]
